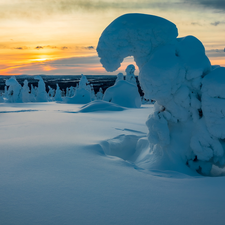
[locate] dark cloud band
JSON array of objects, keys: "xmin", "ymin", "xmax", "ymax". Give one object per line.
[{"xmin": 185, "ymin": 0, "xmax": 225, "ymax": 11}]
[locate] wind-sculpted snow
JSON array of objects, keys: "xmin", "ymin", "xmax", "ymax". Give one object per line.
[
  {"xmin": 97, "ymin": 13, "xmax": 225, "ymax": 175},
  {"xmin": 97, "ymin": 13, "xmax": 178, "ymax": 72}
]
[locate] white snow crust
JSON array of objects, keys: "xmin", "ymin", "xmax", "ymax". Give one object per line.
[{"xmin": 0, "ymin": 102, "xmax": 225, "ymax": 225}]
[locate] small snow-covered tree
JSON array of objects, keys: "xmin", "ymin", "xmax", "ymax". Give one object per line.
[
  {"xmin": 21, "ymin": 80, "xmax": 30, "ymax": 102},
  {"xmin": 34, "ymin": 76, "xmax": 48, "ymax": 102},
  {"xmin": 54, "ymin": 84, "xmax": 62, "ymax": 101},
  {"xmin": 79, "ymin": 74, "xmax": 89, "ymax": 89},
  {"xmin": 103, "ymin": 79, "xmax": 141, "ymax": 108},
  {"xmin": 65, "ymin": 74, "xmax": 91, "ymax": 104},
  {"xmin": 90, "ymin": 84, "xmax": 96, "ymax": 101},
  {"xmin": 48, "ymin": 86, "xmax": 55, "ymax": 100},
  {"xmin": 97, "ymin": 13, "xmax": 225, "ymax": 175},
  {"xmin": 125, "ymin": 64, "xmax": 136, "ymax": 84},
  {"xmin": 5, "ymin": 76, "xmax": 22, "ymax": 103},
  {"xmin": 0, "ymin": 94, "xmax": 4, "ymax": 103},
  {"xmin": 4, "ymin": 86, "xmax": 8, "ymax": 99},
  {"xmin": 30, "ymin": 84, "xmax": 36, "ymax": 102},
  {"xmin": 96, "ymin": 88, "xmax": 104, "ymax": 100},
  {"xmin": 115, "ymin": 73, "xmax": 124, "ymax": 84}
]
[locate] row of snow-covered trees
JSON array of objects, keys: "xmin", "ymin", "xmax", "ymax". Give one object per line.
[{"xmin": 0, "ymin": 65, "xmax": 149, "ymax": 107}]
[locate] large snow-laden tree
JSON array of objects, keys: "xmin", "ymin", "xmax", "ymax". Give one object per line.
[{"xmin": 97, "ymin": 13, "xmax": 225, "ymax": 175}]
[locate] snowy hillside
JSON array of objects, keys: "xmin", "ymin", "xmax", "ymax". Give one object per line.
[{"xmin": 0, "ymin": 102, "xmax": 225, "ymax": 225}]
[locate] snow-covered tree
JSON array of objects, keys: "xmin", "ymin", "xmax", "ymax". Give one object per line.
[
  {"xmin": 115, "ymin": 73, "xmax": 124, "ymax": 84},
  {"xmin": 48, "ymin": 86, "xmax": 55, "ymax": 100},
  {"xmin": 125, "ymin": 64, "xmax": 136, "ymax": 84},
  {"xmin": 54, "ymin": 84, "xmax": 62, "ymax": 101},
  {"xmin": 97, "ymin": 13, "xmax": 225, "ymax": 175},
  {"xmin": 0, "ymin": 94, "xmax": 4, "ymax": 103},
  {"xmin": 30, "ymin": 84, "xmax": 36, "ymax": 102},
  {"xmin": 96, "ymin": 88, "xmax": 104, "ymax": 100},
  {"xmin": 4, "ymin": 86, "xmax": 8, "ymax": 99},
  {"xmin": 65, "ymin": 74, "xmax": 91, "ymax": 104},
  {"xmin": 5, "ymin": 76, "xmax": 22, "ymax": 103},
  {"xmin": 21, "ymin": 80, "xmax": 30, "ymax": 102},
  {"xmin": 79, "ymin": 74, "xmax": 89, "ymax": 89},
  {"xmin": 34, "ymin": 76, "xmax": 48, "ymax": 102},
  {"xmin": 103, "ymin": 79, "xmax": 141, "ymax": 108},
  {"xmin": 90, "ymin": 84, "xmax": 96, "ymax": 101}
]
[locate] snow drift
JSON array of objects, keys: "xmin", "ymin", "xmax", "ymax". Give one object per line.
[{"xmin": 97, "ymin": 13, "xmax": 225, "ymax": 175}]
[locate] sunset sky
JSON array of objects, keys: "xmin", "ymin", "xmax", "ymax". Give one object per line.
[{"xmin": 0, "ymin": 0, "xmax": 224, "ymax": 75}]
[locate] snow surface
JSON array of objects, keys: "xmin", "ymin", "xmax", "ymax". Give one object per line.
[{"xmin": 0, "ymin": 102, "xmax": 225, "ymax": 225}]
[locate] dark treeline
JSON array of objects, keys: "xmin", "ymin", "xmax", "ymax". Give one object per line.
[{"xmin": 0, "ymin": 75, "xmax": 144, "ymax": 96}]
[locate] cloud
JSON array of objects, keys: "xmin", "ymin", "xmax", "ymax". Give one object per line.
[
  {"xmin": 1, "ymin": 55, "xmax": 138, "ymax": 75},
  {"xmin": 35, "ymin": 46, "xmax": 44, "ymax": 50},
  {"xmin": 82, "ymin": 46, "xmax": 95, "ymax": 50},
  {"xmin": 33, "ymin": 45, "xmax": 93, "ymax": 50},
  {"xmin": 14, "ymin": 46, "xmax": 29, "ymax": 50},
  {"xmin": 191, "ymin": 22, "xmax": 202, "ymax": 26},
  {"xmin": 206, "ymin": 49, "xmax": 225, "ymax": 57},
  {"xmin": 210, "ymin": 21, "xmax": 225, "ymax": 26},
  {"xmin": 0, "ymin": 0, "xmax": 181, "ymax": 20},
  {"xmin": 61, "ymin": 46, "xmax": 68, "ymax": 50},
  {"xmin": 184, "ymin": 0, "xmax": 225, "ymax": 11}
]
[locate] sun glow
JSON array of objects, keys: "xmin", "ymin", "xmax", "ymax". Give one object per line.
[{"xmin": 33, "ymin": 58, "xmax": 48, "ymax": 62}]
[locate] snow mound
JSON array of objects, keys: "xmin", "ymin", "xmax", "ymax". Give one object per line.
[
  {"xmin": 79, "ymin": 100, "xmax": 126, "ymax": 113},
  {"xmin": 100, "ymin": 134, "xmax": 142, "ymax": 161},
  {"xmin": 97, "ymin": 13, "xmax": 178, "ymax": 72}
]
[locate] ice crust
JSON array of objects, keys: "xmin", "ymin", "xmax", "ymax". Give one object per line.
[{"xmin": 97, "ymin": 13, "xmax": 225, "ymax": 175}]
